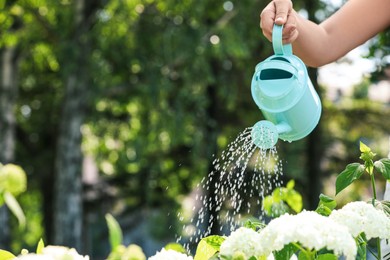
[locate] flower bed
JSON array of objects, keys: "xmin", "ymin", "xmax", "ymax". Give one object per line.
[{"xmin": 1, "ymin": 142, "xmax": 390, "ymax": 260}]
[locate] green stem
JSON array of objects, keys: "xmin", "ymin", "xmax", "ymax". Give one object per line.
[
  {"xmin": 370, "ymin": 173, "xmax": 381, "ymax": 260},
  {"xmin": 292, "ymin": 243, "xmax": 315, "ymax": 260},
  {"xmin": 371, "ymin": 173, "xmax": 377, "ymax": 206}
]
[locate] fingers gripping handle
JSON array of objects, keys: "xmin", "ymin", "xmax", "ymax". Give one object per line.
[{"xmin": 272, "ymin": 24, "xmax": 293, "ymax": 55}]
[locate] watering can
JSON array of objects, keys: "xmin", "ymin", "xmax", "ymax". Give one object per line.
[{"xmin": 251, "ymin": 24, "xmax": 321, "ymax": 149}]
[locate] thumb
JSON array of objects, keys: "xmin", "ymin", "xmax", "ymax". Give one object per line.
[{"xmin": 274, "ymin": 0, "xmax": 291, "ymax": 25}]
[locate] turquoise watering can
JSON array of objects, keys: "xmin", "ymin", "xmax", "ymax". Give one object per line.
[{"xmin": 251, "ymin": 24, "xmax": 321, "ymax": 149}]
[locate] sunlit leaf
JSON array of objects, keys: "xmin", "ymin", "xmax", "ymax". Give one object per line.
[
  {"xmin": 359, "ymin": 142, "xmax": 376, "ymax": 175},
  {"xmin": 0, "ymin": 249, "xmax": 16, "ymax": 260},
  {"xmin": 286, "ymin": 179, "xmax": 295, "ymax": 189},
  {"xmin": 4, "ymin": 191, "xmax": 26, "ymax": 229},
  {"xmin": 0, "ymin": 164, "xmax": 27, "ymax": 196},
  {"xmin": 360, "ymin": 142, "xmax": 371, "ymax": 153},
  {"xmin": 36, "ymin": 238, "xmax": 45, "ymax": 254},
  {"xmin": 105, "ymin": 213, "xmax": 123, "ymax": 251},
  {"xmin": 285, "ymin": 188, "xmax": 303, "ymax": 213},
  {"xmin": 336, "ymin": 163, "xmax": 365, "ymax": 195},
  {"xmin": 165, "ymin": 243, "xmax": 187, "ymax": 253},
  {"xmin": 194, "ymin": 235, "xmax": 225, "ymax": 260},
  {"xmin": 0, "ymin": 249, "xmax": 15, "ymax": 260}
]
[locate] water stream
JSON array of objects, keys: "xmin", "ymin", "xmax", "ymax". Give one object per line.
[{"xmin": 177, "ymin": 126, "xmax": 284, "ymax": 250}]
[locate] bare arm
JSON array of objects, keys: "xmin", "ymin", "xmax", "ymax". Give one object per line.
[{"xmin": 260, "ymin": 0, "xmax": 390, "ymax": 67}]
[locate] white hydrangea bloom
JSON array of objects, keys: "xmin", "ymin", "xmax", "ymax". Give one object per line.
[
  {"xmin": 16, "ymin": 255, "xmax": 52, "ymax": 260},
  {"xmin": 330, "ymin": 201, "xmax": 390, "ymax": 240},
  {"xmin": 43, "ymin": 246, "xmax": 89, "ymax": 260},
  {"xmin": 220, "ymin": 227, "xmax": 264, "ymax": 258},
  {"xmin": 148, "ymin": 248, "xmax": 193, "ymax": 260},
  {"xmin": 15, "ymin": 246, "xmax": 89, "ymax": 260},
  {"xmin": 265, "ymin": 252, "xmax": 297, "ymax": 260},
  {"xmin": 259, "ymin": 211, "xmax": 357, "ymax": 260}
]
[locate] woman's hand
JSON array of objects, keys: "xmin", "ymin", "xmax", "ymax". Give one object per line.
[{"xmin": 260, "ymin": 0, "xmax": 299, "ymax": 44}]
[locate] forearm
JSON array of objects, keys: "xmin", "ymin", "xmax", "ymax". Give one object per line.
[
  {"xmin": 290, "ymin": 0, "xmax": 390, "ymax": 68},
  {"xmin": 291, "ymin": 10, "xmax": 361, "ymax": 68},
  {"xmin": 291, "ymin": 13, "xmax": 334, "ymax": 67}
]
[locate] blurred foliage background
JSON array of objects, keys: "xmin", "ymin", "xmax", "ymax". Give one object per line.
[{"xmin": 0, "ymin": 0, "xmax": 389, "ymax": 258}]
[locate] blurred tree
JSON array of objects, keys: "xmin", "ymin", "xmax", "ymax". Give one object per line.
[
  {"xmin": 1, "ymin": 0, "xmax": 389, "ymax": 258},
  {"xmin": 52, "ymin": 0, "xmax": 104, "ymax": 250},
  {"xmin": 0, "ymin": 0, "xmax": 22, "ymax": 249}
]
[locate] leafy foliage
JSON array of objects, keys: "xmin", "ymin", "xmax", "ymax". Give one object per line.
[
  {"xmin": 315, "ymin": 194, "xmax": 337, "ymax": 216},
  {"xmin": 194, "ymin": 235, "xmax": 225, "ymax": 260},
  {"xmin": 263, "ymin": 180, "xmax": 303, "ymax": 217},
  {"xmin": 0, "ymin": 164, "xmax": 27, "ymax": 229},
  {"xmin": 105, "ymin": 213, "xmax": 123, "ymax": 251},
  {"xmin": 336, "ymin": 142, "xmax": 390, "ymax": 195},
  {"xmin": 335, "ymin": 163, "xmax": 365, "ymax": 195}
]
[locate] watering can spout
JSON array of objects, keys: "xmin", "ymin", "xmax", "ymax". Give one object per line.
[{"xmin": 251, "ymin": 120, "xmax": 292, "ymax": 149}]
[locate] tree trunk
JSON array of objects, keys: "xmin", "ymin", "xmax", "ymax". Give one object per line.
[
  {"xmin": 306, "ymin": 67, "xmax": 323, "ymax": 209},
  {"xmin": 305, "ymin": 0, "xmax": 323, "ymax": 210},
  {"xmin": 0, "ymin": 46, "xmax": 19, "ymax": 249},
  {"xmin": 204, "ymin": 60, "xmax": 221, "ymax": 236},
  {"xmin": 52, "ymin": 0, "xmax": 94, "ymax": 250}
]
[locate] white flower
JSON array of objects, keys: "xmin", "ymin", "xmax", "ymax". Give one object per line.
[
  {"xmin": 16, "ymin": 255, "xmax": 52, "ymax": 260},
  {"xmin": 330, "ymin": 201, "xmax": 390, "ymax": 240},
  {"xmin": 220, "ymin": 227, "xmax": 264, "ymax": 258},
  {"xmin": 259, "ymin": 211, "xmax": 357, "ymax": 260},
  {"xmin": 15, "ymin": 246, "xmax": 89, "ymax": 260},
  {"xmin": 148, "ymin": 248, "xmax": 193, "ymax": 260}
]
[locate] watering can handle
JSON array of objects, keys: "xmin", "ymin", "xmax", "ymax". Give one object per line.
[{"xmin": 272, "ymin": 24, "xmax": 293, "ymax": 55}]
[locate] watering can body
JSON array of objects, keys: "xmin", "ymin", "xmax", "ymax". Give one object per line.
[{"xmin": 251, "ymin": 25, "xmax": 321, "ymax": 149}]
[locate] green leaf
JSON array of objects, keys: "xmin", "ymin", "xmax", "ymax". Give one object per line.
[
  {"xmin": 285, "ymin": 188, "xmax": 303, "ymax": 213},
  {"xmin": 244, "ymin": 219, "xmax": 265, "ymax": 231},
  {"xmin": 165, "ymin": 243, "xmax": 187, "ymax": 254},
  {"xmin": 286, "ymin": 179, "xmax": 295, "ymax": 189},
  {"xmin": 374, "ymin": 159, "xmax": 390, "ymax": 179},
  {"xmin": 317, "ymin": 253, "xmax": 338, "ymax": 260},
  {"xmin": 263, "ymin": 181, "xmax": 303, "ymax": 217},
  {"xmin": 105, "ymin": 213, "xmax": 123, "ymax": 251},
  {"xmin": 0, "ymin": 164, "xmax": 27, "ymax": 196},
  {"xmin": 335, "ymin": 163, "xmax": 365, "ymax": 195},
  {"xmin": 297, "ymin": 251, "xmax": 310, "ymax": 260},
  {"xmin": 315, "ymin": 194, "xmax": 337, "ymax": 216},
  {"xmin": 274, "ymin": 243, "xmax": 298, "ymax": 260},
  {"xmin": 202, "ymin": 235, "xmax": 225, "ymax": 250},
  {"xmin": 360, "ymin": 142, "xmax": 371, "ymax": 153},
  {"xmin": 365, "ymin": 160, "xmax": 374, "ymax": 175},
  {"xmin": 4, "ymin": 191, "xmax": 25, "ymax": 229},
  {"xmin": 356, "ymin": 233, "xmax": 367, "ymax": 260},
  {"xmin": 318, "ymin": 194, "xmax": 336, "ymax": 204},
  {"xmin": 194, "ymin": 235, "xmax": 225, "ymax": 260},
  {"xmin": 36, "ymin": 238, "xmax": 45, "ymax": 254},
  {"xmin": 0, "ymin": 249, "xmax": 16, "ymax": 260}
]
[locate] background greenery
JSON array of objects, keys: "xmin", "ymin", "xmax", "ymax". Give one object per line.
[{"xmin": 0, "ymin": 0, "xmax": 389, "ymax": 258}]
